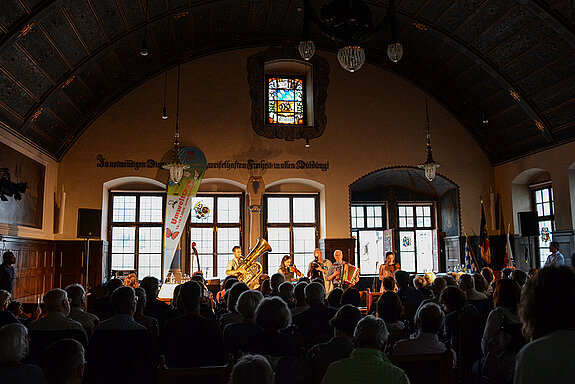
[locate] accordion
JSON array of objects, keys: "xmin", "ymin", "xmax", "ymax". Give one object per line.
[{"xmin": 342, "ymin": 263, "xmax": 360, "ymax": 286}]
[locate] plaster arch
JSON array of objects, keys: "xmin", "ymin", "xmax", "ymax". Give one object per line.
[
  {"xmin": 511, "ymin": 168, "xmax": 551, "ymax": 233},
  {"xmin": 199, "ymin": 178, "xmax": 247, "ymax": 192},
  {"xmin": 101, "ymin": 176, "xmax": 166, "ymax": 241}
]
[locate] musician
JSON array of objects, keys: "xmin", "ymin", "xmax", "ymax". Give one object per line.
[
  {"xmin": 278, "ymin": 255, "xmax": 303, "ymax": 282},
  {"xmin": 379, "ymin": 252, "xmax": 400, "ymax": 293},
  {"xmin": 226, "ymin": 246, "xmax": 243, "ymax": 276},
  {"xmin": 307, "ymin": 249, "xmax": 332, "ymax": 291},
  {"xmin": 327, "ymin": 250, "xmax": 359, "ymax": 288}
]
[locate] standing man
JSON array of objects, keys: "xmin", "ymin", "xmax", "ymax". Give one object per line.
[
  {"xmin": 307, "ymin": 249, "xmax": 332, "ymax": 292},
  {"xmin": 226, "ymin": 246, "xmax": 244, "ymax": 276},
  {"xmin": 0, "ymin": 251, "xmax": 16, "ymax": 294},
  {"xmin": 327, "ymin": 250, "xmax": 346, "ymax": 288},
  {"xmin": 544, "ymin": 241, "xmax": 565, "ymax": 267}
]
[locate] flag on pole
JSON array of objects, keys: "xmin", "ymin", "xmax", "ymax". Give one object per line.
[
  {"xmin": 480, "ymin": 200, "xmax": 491, "ymax": 264},
  {"xmin": 465, "ymin": 236, "xmax": 478, "ymax": 273},
  {"xmin": 504, "ymin": 223, "xmax": 513, "ymax": 268}
]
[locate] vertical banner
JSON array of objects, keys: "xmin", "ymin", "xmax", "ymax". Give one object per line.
[{"xmin": 163, "ymin": 147, "xmax": 207, "ymax": 279}]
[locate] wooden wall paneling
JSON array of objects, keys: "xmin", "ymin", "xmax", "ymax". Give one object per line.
[
  {"xmin": 320, "ymin": 238, "xmax": 356, "ymax": 264},
  {"xmin": 55, "ymin": 240, "xmax": 107, "ymax": 292}
]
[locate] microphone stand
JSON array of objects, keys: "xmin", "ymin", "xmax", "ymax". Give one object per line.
[{"xmin": 372, "ymin": 261, "xmax": 379, "ymax": 292}]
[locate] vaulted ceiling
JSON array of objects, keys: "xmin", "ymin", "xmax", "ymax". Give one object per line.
[{"xmin": 0, "ymin": 0, "xmax": 574, "ymax": 164}]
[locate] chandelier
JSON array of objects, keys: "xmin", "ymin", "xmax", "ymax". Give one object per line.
[
  {"xmin": 299, "ymin": 0, "xmax": 402, "ymax": 72},
  {"xmin": 418, "ymin": 95, "xmax": 440, "ymax": 181},
  {"xmin": 163, "ymin": 65, "xmax": 189, "ymax": 184}
]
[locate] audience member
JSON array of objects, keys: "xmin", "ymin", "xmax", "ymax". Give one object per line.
[
  {"xmin": 326, "ymin": 287, "xmax": 343, "ymax": 309},
  {"xmin": 501, "ymin": 268, "xmax": 514, "ymax": 279},
  {"xmin": 395, "ymin": 270, "xmax": 424, "ymax": 304},
  {"xmin": 381, "ymin": 276, "xmax": 396, "ymax": 292},
  {"xmin": 322, "ymin": 315, "xmax": 409, "ymax": 384},
  {"xmin": 376, "ymin": 292, "xmax": 405, "ymax": 331},
  {"xmin": 428, "ymin": 277, "xmax": 447, "ymax": 304},
  {"xmin": 159, "ymin": 281, "xmax": 225, "ymax": 367},
  {"xmin": 7, "ymin": 301, "xmax": 29, "ymax": 325},
  {"xmin": 223, "ymin": 290, "xmax": 264, "ymax": 357},
  {"xmin": 481, "ymin": 267, "xmax": 495, "ymax": 293},
  {"xmin": 515, "ymin": 266, "xmax": 575, "ymax": 384},
  {"xmin": 28, "ymin": 289, "xmax": 86, "ymax": 338},
  {"xmin": 259, "ymin": 278, "xmax": 272, "ymax": 297},
  {"xmin": 439, "ymin": 285, "xmax": 478, "ymax": 351},
  {"xmin": 307, "ymin": 304, "xmax": 362, "ymax": 360},
  {"xmin": 133, "ymin": 287, "xmax": 159, "ymax": 341},
  {"xmin": 292, "ymin": 282, "xmax": 336, "ymax": 336},
  {"xmin": 44, "ymin": 339, "xmax": 84, "ymax": 384},
  {"xmin": 291, "ymin": 282, "xmax": 309, "ymax": 316},
  {"xmin": 482, "ymin": 278, "xmax": 522, "ymax": 353},
  {"xmin": 278, "ymin": 282, "xmax": 296, "ymax": 309},
  {"xmin": 393, "ymin": 302, "xmax": 452, "ymax": 358},
  {"xmin": 472, "ymin": 273, "xmax": 489, "ymax": 296},
  {"xmin": 140, "ymin": 276, "xmax": 171, "ymax": 327},
  {"xmin": 444, "ymin": 274, "xmax": 457, "ymax": 286},
  {"xmin": 216, "ymin": 276, "xmax": 237, "ymax": 303},
  {"xmin": 93, "ymin": 278, "xmax": 123, "ymax": 321},
  {"xmin": 340, "ymin": 287, "xmax": 361, "ymax": 307},
  {"xmin": 458, "ymin": 274, "xmax": 488, "ymax": 300},
  {"xmin": 0, "ymin": 290, "xmax": 40, "ymax": 327},
  {"xmin": 543, "ymin": 241, "xmax": 564, "ymax": 267},
  {"xmin": 270, "ymin": 273, "xmax": 285, "ymax": 297},
  {"xmin": 244, "ymin": 297, "xmax": 299, "ymax": 358},
  {"xmin": 94, "ymin": 286, "xmax": 145, "ymax": 331},
  {"xmin": 65, "ymin": 284, "xmax": 99, "ymax": 337},
  {"xmin": 229, "ymin": 354, "xmax": 274, "ymax": 384},
  {"xmin": 0, "ymin": 323, "xmax": 46, "ymax": 384},
  {"xmin": 413, "ymin": 275, "xmax": 432, "ymax": 298},
  {"xmin": 123, "ymin": 273, "xmax": 139, "ymax": 289},
  {"xmin": 424, "ymin": 272, "xmax": 436, "ymax": 285},
  {"xmin": 511, "ymin": 269, "xmax": 528, "ymax": 287},
  {"xmin": 220, "ymin": 282, "xmax": 250, "ymax": 327}
]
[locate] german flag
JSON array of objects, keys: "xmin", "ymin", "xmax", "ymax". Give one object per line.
[{"xmin": 480, "ymin": 201, "xmax": 491, "ymax": 264}]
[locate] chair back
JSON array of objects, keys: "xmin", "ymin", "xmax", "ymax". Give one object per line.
[
  {"xmin": 457, "ymin": 312, "xmax": 487, "ymax": 368},
  {"xmin": 304, "ymin": 345, "xmax": 340, "ymax": 384},
  {"xmin": 391, "ymin": 350, "xmax": 454, "ymax": 384},
  {"xmin": 157, "ymin": 355, "xmax": 233, "ymax": 384},
  {"xmin": 27, "ymin": 329, "xmax": 88, "ymax": 367},
  {"xmin": 86, "ymin": 329, "xmax": 155, "ymax": 384}
]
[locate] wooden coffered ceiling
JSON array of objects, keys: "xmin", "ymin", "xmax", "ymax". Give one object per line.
[{"xmin": 0, "ymin": 0, "xmax": 574, "ymax": 164}]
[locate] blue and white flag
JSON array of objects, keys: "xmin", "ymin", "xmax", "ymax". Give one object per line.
[{"xmin": 465, "ymin": 236, "xmax": 478, "ymax": 273}]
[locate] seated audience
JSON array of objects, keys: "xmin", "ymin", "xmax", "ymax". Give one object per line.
[
  {"xmin": 322, "ymin": 315, "xmax": 409, "ymax": 384},
  {"xmin": 501, "ymin": 268, "xmax": 514, "ymax": 279},
  {"xmin": 160, "ymin": 280, "xmax": 225, "ymax": 367},
  {"xmin": 140, "ymin": 276, "xmax": 171, "ymax": 327},
  {"xmin": 270, "ymin": 273, "xmax": 285, "ymax": 297},
  {"xmin": 307, "ymin": 304, "xmax": 362, "ymax": 360},
  {"xmin": 291, "ymin": 282, "xmax": 309, "ymax": 316},
  {"xmin": 428, "ymin": 277, "xmax": 447, "ymax": 304},
  {"xmin": 65, "ymin": 284, "xmax": 99, "ymax": 338},
  {"xmin": 6, "ymin": 301, "xmax": 30, "ymax": 325},
  {"xmin": 229, "ymin": 354, "xmax": 274, "ymax": 384},
  {"xmin": 393, "ymin": 302, "xmax": 452, "ymax": 358},
  {"xmin": 395, "ymin": 270, "xmax": 424, "ymax": 304},
  {"xmin": 381, "ymin": 276, "xmax": 396, "ymax": 292},
  {"xmin": 123, "ymin": 273, "xmax": 139, "ymax": 289},
  {"xmin": 95, "ymin": 286, "xmax": 145, "ymax": 331},
  {"xmin": 220, "ymin": 282, "xmax": 250, "ymax": 327},
  {"xmin": 472, "ymin": 273, "xmax": 489, "ymax": 296},
  {"xmin": 44, "ymin": 339, "xmax": 85, "ymax": 384},
  {"xmin": 514, "ymin": 266, "xmax": 575, "ymax": 384},
  {"xmin": 511, "ymin": 269, "xmax": 528, "ymax": 287},
  {"xmin": 439, "ymin": 285, "xmax": 478, "ymax": 352},
  {"xmin": 376, "ymin": 292, "xmax": 405, "ymax": 331},
  {"xmin": 292, "ymin": 282, "xmax": 337, "ymax": 336},
  {"xmin": 326, "ymin": 288, "xmax": 343, "ymax": 309},
  {"xmin": 133, "ymin": 287, "xmax": 159, "ymax": 341},
  {"xmin": 216, "ymin": 276, "xmax": 237, "ymax": 304},
  {"xmin": 259, "ymin": 278, "xmax": 272, "ymax": 297},
  {"xmin": 481, "ymin": 267, "xmax": 495, "ymax": 293},
  {"xmin": 278, "ymin": 282, "xmax": 296, "ymax": 309},
  {"xmin": 0, "ymin": 290, "xmax": 41, "ymax": 327},
  {"xmin": 444, "ymin": 274, "xmax": 457, "ymax": 287},
  {"xmin": 458, "ymin": 274, "xmax": 488, "ymax": 300},
  {"xmin": 0, "ymin": 323, "xmax": 46, "ymax": 384},
  {"xmin": 28, "ymin": 289, "xmax": 86, "ymax": 338},
  {"xmin": 93, "ymin": 278, "xmax": 123, "ymax": 321},
  {"xmin": 340, "ymin": 287, "xmax": 361, "ymax": 307},
  {"xmin": 223, "ymin": 290, "xmax": 264, "ymax": 357},
  {"xmin": 413, "ymin": 275, "xmax": 432, "ymax": 298},
  {"xmin": 244, "ymin": 297, "xmax": 299, "ymax": 358}
]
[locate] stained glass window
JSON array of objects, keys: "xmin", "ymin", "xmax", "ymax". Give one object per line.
[{"xmin": 267, "ymin": 77, "xmax": 305, "ymax": 125}]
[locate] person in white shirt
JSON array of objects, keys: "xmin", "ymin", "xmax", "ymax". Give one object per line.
[
  {"xmin": 28, "ymin": 289, "xmax": 86, "ymax": 339},
  {"xmin": 543, "ymin": 241, "xmax": 564, "ymax": 268}
]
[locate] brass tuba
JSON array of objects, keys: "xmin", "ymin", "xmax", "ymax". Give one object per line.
[{"xmin": 235, "ymin": 237, "xmax": 271, "ymax": 287}]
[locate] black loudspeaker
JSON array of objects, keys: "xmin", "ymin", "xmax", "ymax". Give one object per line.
[
  {"xmin": 77, "ymin": 208, "xmax": 102, "ymax": 238},
  {"xmin": 518, "ymin": 211, "xmax": 539, "ymax": 237}
]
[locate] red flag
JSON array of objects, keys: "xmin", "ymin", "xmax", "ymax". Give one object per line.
[{"xmin": 480, "ymin": 201, "xmax": 491, "ymax": 264}]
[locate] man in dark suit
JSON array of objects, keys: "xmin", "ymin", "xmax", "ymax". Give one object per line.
[
  {"xmin": 292, "ymin": 282, "xmax": 337, "ymax": 336},
  {"xmin": 159, "ymin": 280, "xmax": 225, "ymax": 368}
]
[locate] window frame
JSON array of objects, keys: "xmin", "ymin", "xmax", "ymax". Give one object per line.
[
  {"xmin": 107, "ymin": 191, "xmax": 166, "ymax": 280},
  {"xmin": 263, "ymin": 193, "xmax": 320, "ymax": 274},
  {"xmin": 530, "ymin": 183, "xmax": 555, "ymax": 268},
  {"xmin": 351, "ymin": 203, "xmax": 388, "ymax": 275},
  {"xmin": 396, "ymin": 202, "xmax": 436, "ymax": 273},
  {"xmin": 187, "ymin": 193, "xmax": 245, "ymax": 278}
]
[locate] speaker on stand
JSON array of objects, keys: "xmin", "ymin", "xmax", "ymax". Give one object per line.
[
  {"xmin": 518, "ymin": 211, "xmax": 539, "ymax": 268},
  {"xmin": 77, "ymin": 209, "xmax": 102, "ymax": 290}
]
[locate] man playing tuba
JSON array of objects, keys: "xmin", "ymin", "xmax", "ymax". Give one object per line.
[{"xmin": 226, "ymin": 246, "xmax": 243, "ymax": 277}]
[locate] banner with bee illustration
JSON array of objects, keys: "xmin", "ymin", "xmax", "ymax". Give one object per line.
[{"xmin": 163, "ymin": 147, "xmax": 207, "ymax": 279}]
